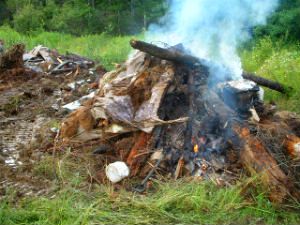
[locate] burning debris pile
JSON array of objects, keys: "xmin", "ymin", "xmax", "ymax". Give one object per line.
[{"xmin": 60, "ymin": 40, "xmax": 300, "ymax": 203}]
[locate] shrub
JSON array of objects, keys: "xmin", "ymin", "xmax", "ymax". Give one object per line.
[{"xmin": 13, "ymin": 4, "xmax": 44, "ymax": 35}]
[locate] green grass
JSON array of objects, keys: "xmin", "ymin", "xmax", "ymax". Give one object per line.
[
  {"xmin": 1, "ymin": 180, "xmax": 299, "ymax": 225},
  {"xmin": 1, "ymin": 150, "xmax": 299, "ymax": 225},
  {"xmin": 0, "ymin": 25, "xmax": 136, "ymax": 70},
  {"xmin": 241, "ymin": 37, "xmax": 300, "ymax": 113}
]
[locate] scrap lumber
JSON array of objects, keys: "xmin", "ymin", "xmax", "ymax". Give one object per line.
[
  {"xmin": 126, "ymin": 132, "xmax": 151, "ymax": 177},
  {"xmin": 130, "ymin": 39, "xmax": 291, "ymax": 93},
  {"xmin": 64, "ymin": 52, "xmax": 95, "ymax": 66}
]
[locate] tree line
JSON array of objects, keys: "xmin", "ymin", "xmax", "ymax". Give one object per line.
[
  {"xmin": 0, "ymin": 0, "xmax": 299, "ymax": 42},
  {"xmin": 254, "ymin": 0, "xmax": 300, "ymax": 42},
  {"xmin": 0, "ymin": 0, "xmax": 167, "ymax": 35}
]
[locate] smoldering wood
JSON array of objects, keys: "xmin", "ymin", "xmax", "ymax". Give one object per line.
[
  {"xmin": 203, "ymin": 87, "xmax": 237, "ymax": 123},
  {"xmin": 130, "ymin": 39, "xmax": 201, "ymax": 66},
  {"xmin": 228, "ymin": 122, "xmax": 299, "ymax": 203},
  {"xmin": 50, "ymin": 60, "xmax": 72, "ymax": 74},
  {"xmin": 183, "ymin": 69, "xmax": 195, "ymax": 151},
  {"xmin": 242, "ymin": 72, "xmax": 290, "ymax": 94},
  {"xmin": 130, "ymin": 39, "xmax": 291, "ymax": 93}
]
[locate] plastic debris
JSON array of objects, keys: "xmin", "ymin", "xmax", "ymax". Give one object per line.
[{"xmin": 105, "ymin": 161, "xmax": 130, "ymax": 183}]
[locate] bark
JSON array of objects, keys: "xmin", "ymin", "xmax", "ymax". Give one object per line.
[
  {"xmin": 130, "ymin": 39, "xmax": 200, "ymax": 65},
  {"xmin": 229, "ymin": 123, "xmax": 298, "ymax": 203}
]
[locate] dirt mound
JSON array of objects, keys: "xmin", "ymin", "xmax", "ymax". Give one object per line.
[{"xmin": 0, "ymin": 44, "xmax": 24, "ymax": 71}]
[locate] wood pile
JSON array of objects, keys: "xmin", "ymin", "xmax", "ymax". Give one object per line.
[{"xmin": 60, "ymin": 40, "xmax": 300, "ymax": 203}]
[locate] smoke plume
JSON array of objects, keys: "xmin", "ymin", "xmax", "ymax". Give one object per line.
[{"xmin": 147, "ymin": 0, "xmax": 279, "ymax": 79}]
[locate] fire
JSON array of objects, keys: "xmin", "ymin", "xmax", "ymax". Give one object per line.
[{"xmin": 194, "ymin": 144, "xmax": 199, "ymax": 153}]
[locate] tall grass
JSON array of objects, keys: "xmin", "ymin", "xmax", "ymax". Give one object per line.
[
  {"xmin": 0, "ymin": 25, "xmax": 136, "ymax": 70},
  {"xmin": 241, "ymin": 37, "xmax": 300, "ymax": 113}
]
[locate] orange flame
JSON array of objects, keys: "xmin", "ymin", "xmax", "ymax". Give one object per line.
[{"xmin": 194, "ymin": 144, "xmax": 199, "ymax": 153}]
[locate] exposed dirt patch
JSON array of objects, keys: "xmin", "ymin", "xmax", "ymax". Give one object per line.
[{"xmin": 0, "ymin": 64, "xmax": 99, "ymax": 200}]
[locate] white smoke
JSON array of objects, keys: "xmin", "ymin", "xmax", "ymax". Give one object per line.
[{"xmin": 147, "ymin": 0, "xmax": 279, "ymax": 79}]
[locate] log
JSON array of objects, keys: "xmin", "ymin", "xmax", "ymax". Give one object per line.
[
  {"xmin": 183, "ymin": 69, "xmax": 195, "ymax": 151},
  {"xmin": 228, "ymin": 122, "xmax": 298, "ymax": 203},
  {"xmin": 203, "ymin": 86, "xmax": 236, "ymax": 123},
  {"xmin": 130, "ymin": 39, "xmax": 291, "ymax": 93},
  {"xmin": 130, "ymin": 39, "xmax": 200, "ymax": 66},
  {"xmin": 242, "ymin": 72, "xmax": 290, "ymax": 94}
]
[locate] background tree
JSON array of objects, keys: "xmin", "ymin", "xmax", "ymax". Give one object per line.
[
  {"xmin": 0, "ymin": 0, "xmax": 166, "ymax": 35},
  {"xmin": 254, "ymin": 0, "xmax": 300, "ymax": 42},
  {"xmin": 1, "ymin": 0, "xmax": 298, "ymax": 41}
]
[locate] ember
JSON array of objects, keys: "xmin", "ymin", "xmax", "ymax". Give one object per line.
[{"xmin": 193, "ymin": 144, "xmax": 199, "ymax": 153}]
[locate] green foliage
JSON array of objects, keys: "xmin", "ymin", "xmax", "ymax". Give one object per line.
[
  {"xmin": 241, "ymin": 37, "xmax": 300, "ymax": 113},
  {"xmin": 49, "ymin": 0, "xmax": 92, "ymax": 35},
  {"xmin": 12, "ymin": 4, "xmax": 45, "ymax": 35},
  {"xmin": 0, "ymin": 0, "xmax": 166, "ymax": 35},
  {"xmin": 254, "ymin": 0, "xmax": 300, "ymax": 42},
  {"xmin": 1, "ymin": 0, "xmax": 300, "ymax": 39}
]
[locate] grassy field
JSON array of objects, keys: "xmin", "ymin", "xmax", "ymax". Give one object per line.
[
  {"xmin": 0, "ymin": 26, "xmax": 135, "ymax": 70},
  {"xmin": 1, "ymin": 26, "xmax": 300, "ymax": 224}
]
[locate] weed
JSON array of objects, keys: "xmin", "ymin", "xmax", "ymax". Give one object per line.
[{"xmin": 1, "ymin": 95, "xmax": 23, "ymax": 115}]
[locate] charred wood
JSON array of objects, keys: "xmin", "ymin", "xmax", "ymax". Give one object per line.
[
  {"xmin": 183, "ymin": 69, "xmax": 195, "ymax": 151},
  {"xmin": 242, "ymin": 72, "xmax": 291, "ymax": 94},
  {"xmin": 130, "ymin": 39, "xmax": 201, "ymax": 66}
]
